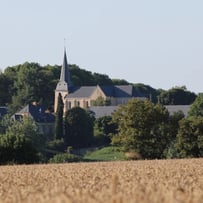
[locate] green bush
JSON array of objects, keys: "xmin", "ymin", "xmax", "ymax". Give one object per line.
[
  {"xmin": 47, "ymin": 139, "xmax": 66, "ymax": 151},
  {"xmin": 49, "ymin": 153, "xmax": 81, "ymax": 163},
  {"xmin": 163, "ymin": 140, "xmax": 179, "ymax": 159},
  {"xmin": 83, "ymin": 146, "xmax": 125, "ymax": 161},
  {"xmin": 0, "ymin": 133, "xmax": 39, "ymax": 164}
]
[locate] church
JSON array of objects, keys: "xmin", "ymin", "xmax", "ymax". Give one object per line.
[{"xmin": 54, "ymin": 49, "xmax": 145, "ymax": 113}]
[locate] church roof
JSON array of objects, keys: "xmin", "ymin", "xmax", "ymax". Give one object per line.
[
  {"xmin": 65, "ymin": 86, "xmax": 97, "ymax": 98},
  {"xmin": 64, "ymin": 85, "xmax": 144, "ymax": 99},
  {"xmin": 100, "ymin": 85, "xmax": 143, "ymax": 97}
]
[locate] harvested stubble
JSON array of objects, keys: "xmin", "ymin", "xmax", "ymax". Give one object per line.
[{"xmin": 0, "ymin": 159, "xmax": 203, "ymax": 203}]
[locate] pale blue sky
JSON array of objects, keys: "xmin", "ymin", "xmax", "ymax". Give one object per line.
[{"xmin": 1, "ymin": 0, "xmax": 203, "ymax": 93}]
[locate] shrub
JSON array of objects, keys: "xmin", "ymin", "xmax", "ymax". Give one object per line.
[
  {"xmin": 124, "ymin": 151, "xmax": 142, "ymax": 160},
  {"xmin": 47, "ymin": 139, "xmax": 66, "ymax": 151},
  {"xmin": 49, "ymin": 153, "xmax": 81, "ymax": 163}
]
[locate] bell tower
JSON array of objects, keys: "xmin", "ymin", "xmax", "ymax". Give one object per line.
[{"xmin": 54, "ymin": 48, "xmax": 73, "ymax": 112}]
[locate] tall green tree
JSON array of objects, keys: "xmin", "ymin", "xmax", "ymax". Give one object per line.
[
  {"xmin": 188, "ymin": 93, "xmax": 203, "ymax": 117},
  {"xmin": 0, "ymin": 73, "xmax": 13, "ymax": 106},
  {"xmin": 0, "ymin": 118, "xmax": 44, "ymax": 164},
  {"xmin": 64, "ymin": 107, "xmax": 94, "ymax": 148},
  {"xmin": 163, "ymin": 111, "xmax": 185, "ymax": 158},
  {"xmin": 94, "ymin": 115, "xmax": 118, "ymax": 145},
  {"xmin": 7, "ymin": 62, "xmax": 60, "ymax": 113},
  {"xmin": 133, "ymin": 83, "xmax": 160, "ymax": 103},
  {"xmin": 55, "ymin": 93, "xmax": 64, "ymax": 139},
  {"xmin": 159, "ymin": 86, "xmax": 196, "ymax": 105},
  {"xmin": 111, "ymin": 99, "xmax": 170, "ymax": 159},
  {"xmin": 95, "ymin": 116, "xmax": 117, "ymax": 136},
  {"xmin": 176, "ymin": 117, "xmax": 203, "ymax": 158}
]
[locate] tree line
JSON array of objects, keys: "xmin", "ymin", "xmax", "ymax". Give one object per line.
[
  {"xmin": 0, "ymin": 62, "xmax": 201, "ymax": 164},
  {"xmin": 1, "ymin": 93, "xmax": 203, "ymax": 164},
  {"xmin": 111, "ymin": 97, "xmax": 203, "ymax": 159},
  {"xmin": 0, "ymin": 62, "xmax": 197, "ymax": 113}
]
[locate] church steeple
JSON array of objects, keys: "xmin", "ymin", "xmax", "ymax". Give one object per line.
[{"xmin": 56, "ymin": 48, "xmax": 73, "ymax": 92}]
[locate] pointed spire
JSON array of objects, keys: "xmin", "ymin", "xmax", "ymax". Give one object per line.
[
  {"xmin": 56, "ymin": 47, "xmax": 73, "ymax": 92},
  {"xmin": 60, "ymin": 48, "xmax": 71, "ymax": 84}
]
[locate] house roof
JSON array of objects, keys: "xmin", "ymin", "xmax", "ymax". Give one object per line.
[{"xmin": 15, "ymin": 103, "xmax": 55, "ymax": 123}]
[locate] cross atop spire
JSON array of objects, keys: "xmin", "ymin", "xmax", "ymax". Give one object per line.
[{"xmin": 56, "ymin": 48, "xmax": 73, "ymax": 92}]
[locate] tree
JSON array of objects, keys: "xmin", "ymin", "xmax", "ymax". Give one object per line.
[
  {"xmin": 0, "ymin": 73, "xmax": 13, "ymax": 106},
  {"xmin": 55, "ymin": 93, "xmax": 64, "ymax": 139},
  {"xmin": 64, "ymin": 107, "xmax": 94, "ymax": 148},
  {"xmin": 112, "ymin": 79, "xmax": 129, "ymax": 85},
  {"xmin": 92, "ymin": 73, "xmax": 113, "ymax": 85},
  {"xmin": 133, "ymin": 83, "xmax": 160, "ymax": 103},
  {"xmin": 188, "ymin": 93, "xmax": 203, "ymax": 117},
  {"xmin": 176, "ymin": 117, "xmax": 203, "ymax": 158},
  {"xmin": 0, "ymin": 118, "xmax": 43, "ymax": 164},
  {"xmin": 6, "ymin": 62, "xmax": 60, "ymax": 113},
  {"xmin": 163, "ymin": 111, "xmax": 185, "ymax": 158},
  {"xmin": 111, "ymin": 98, "xmax": 170, "ymax": 159},
  {"xmin": 168, "ymin": 111, "xmax": 185, "ymax": 139},
  {"xmin": 95, "ymin": 116, "xmax": 117, "ymax": 136},
  {"xmin": 159, "ymin": 86, "xmax": 196, "ymax": 105},
  {"xmin": 94, "ymin": 116, "xmax": 118, "ymax": 145}
]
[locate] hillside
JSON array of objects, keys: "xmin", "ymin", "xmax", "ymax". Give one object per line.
[{"xmin": 0, "ymin": 63, "xmax": 197, "ymax": 112}]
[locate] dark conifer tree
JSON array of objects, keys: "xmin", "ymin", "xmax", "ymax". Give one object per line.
[{"xmin": 55, "ymin": 93, "xmax": 64, "ymax": 139}]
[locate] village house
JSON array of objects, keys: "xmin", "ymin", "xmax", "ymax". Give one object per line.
[{"xmin": 13, "ymin": 102, "xmax": 55, "ymax": 136}]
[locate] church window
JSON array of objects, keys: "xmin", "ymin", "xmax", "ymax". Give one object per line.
[{"xmin": 68, "ymin": 101, "xmax": 71, "ymax": 109}]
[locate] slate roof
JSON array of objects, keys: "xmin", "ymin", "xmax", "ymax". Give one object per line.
[
  {"xmin": 90, "ymin": 105, "xmax": 191, "ymax": 118},
  {"xmin": 0, "ymin": 107, "xmax": 7, "ymax": 120},
  {"xmin": 15, "ymin": 104, "xmax": 55, "ymax": 123},
  {"xmin": 65, "ymin": 86, "xmax": 97, "ymax": 98},
  {"xmin": 65, "ymin": 85, "xmax": 144, "ymax": 99},
  {"xmin": 89, "ymin": 106, "xmax": 118, "ymax": 118},
  {"xmin": 165, "ymin": 105, "xmax": 190, "ymax": 117},
  {"xmin": 99, "ymin": 85, "xmax": 143, "ymax": 98}
]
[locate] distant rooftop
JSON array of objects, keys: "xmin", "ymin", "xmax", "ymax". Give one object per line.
[
  {"xmin": 14, "ymin": 103, "xmax": 55, "ymax": 123},
  {"xmin": 90, "ymin": 105, "xmax": 191, "ymax": 118},
  {"xmin": 89, "ymin": 106, "xmax": 118, "ymax": 118},
  {"xmin": 165, "ymin": 105, "xmax": 191, "ymax": 117}
]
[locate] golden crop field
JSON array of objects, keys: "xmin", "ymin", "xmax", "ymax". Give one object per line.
[{"xmin": 0, "ymin": 159, "xmax": 203, "ymax": 203}]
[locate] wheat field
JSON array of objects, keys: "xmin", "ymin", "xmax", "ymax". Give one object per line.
[{"xmin": 0, "ymin": 159, "xmax": 203, "ymax": 203}]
